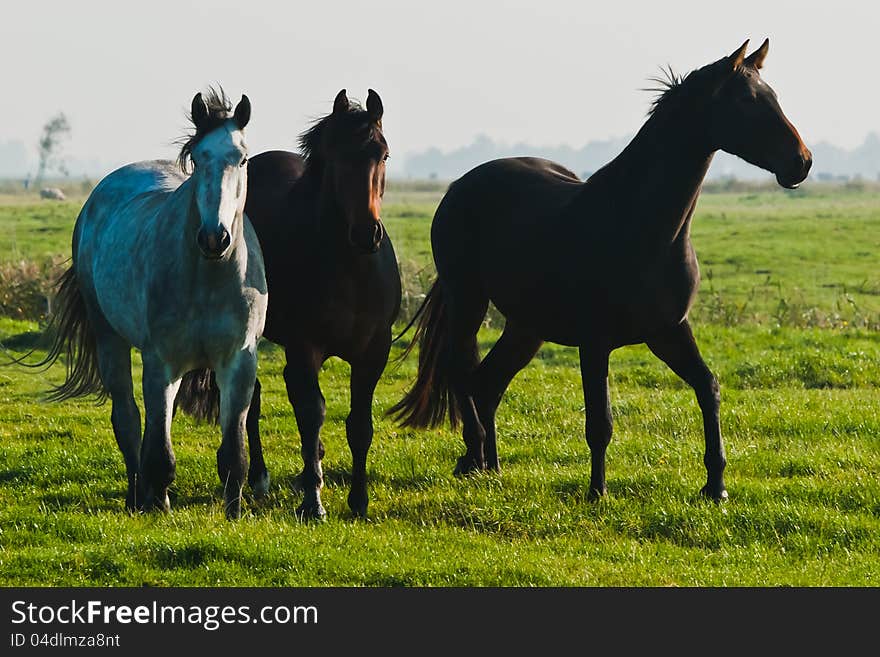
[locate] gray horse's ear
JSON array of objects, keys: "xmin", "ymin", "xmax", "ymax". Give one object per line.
[
  {"xmin": 744, "ymin": 38, "xmax": 769, "ymax": 70},
  {"xmin": 727, "ymin": 39, "xmax": 750, "ymax": 71},
  {"xmin": 366, "ymin": 89, "xmax": 384, "ymax": 123},
  {"xmin": 234, "ymin": 94, "xmax": 251, "ymax": 129},
  {"xmin": 333, "ymin": 89, "xmax": 350, "ymax": 115},
  {"xmin": 191, "ymin": 92, "xmax": 209, "ymax": 129}
]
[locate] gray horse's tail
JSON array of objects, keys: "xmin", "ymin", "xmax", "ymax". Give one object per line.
[
  {"xmin": 175, "ymin": 369, "xmax": 220, "ymax": 424},
  {"xmin": 14, "ymin": 266, "xmax": 108, "ymax": 402}
]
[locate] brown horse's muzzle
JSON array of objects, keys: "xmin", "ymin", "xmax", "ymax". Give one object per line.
[{"xmin": 777, "ymin": 147, "xmax": 812, "ymax": 189}]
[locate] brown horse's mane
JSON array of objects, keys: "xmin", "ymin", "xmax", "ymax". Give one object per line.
[
  {"xmin": 176, "ymin": 85, "xmax": 234, "ymax": 173},
  {"xmin": 298, "ymin": 101, "xmax": 384, "ymax": 173},
  {"xmin": 645, "ymin": 57, "xmax": 750, "ymax": 117}
]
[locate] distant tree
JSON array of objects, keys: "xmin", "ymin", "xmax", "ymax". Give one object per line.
[{"xmin": 35, "ymin": 113, "xmax": 71, "ymax": 187}]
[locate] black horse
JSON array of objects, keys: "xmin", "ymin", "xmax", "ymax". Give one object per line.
[
  {"xmin": 243, "ymin": 89, "xmax": 400, "ymax": 519},
  {"xmin": 390, "ymin": 40, "xmax": 812, "ymax": 502}
]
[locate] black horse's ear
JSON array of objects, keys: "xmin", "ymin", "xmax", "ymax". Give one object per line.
[
  {"xmin": 333, "ymin": 89, "xmax": 350, "ymax": 115},
  {"xmin": 366, "ymin": 89, "xmax": 384, "ymax": 122},
  {"xmin": 191, "ymin": 92, "xmax": 209, "ymax": 130},
  {"xmin": 234, "ymin": 94, "xmax": 251, "ymax": 129},
  {"xmin": 727, "ymin": 39, "xmax": 750, "ymax": 71},
  {"xmin": 744, "ymin": 38, "xmax": 769, "ymax": 70}
]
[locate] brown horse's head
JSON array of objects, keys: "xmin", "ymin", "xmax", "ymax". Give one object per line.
[
  {"xmin": 301, "ymin": 89, "xmax": 389, "ymax": 253},
  {"xmin": 707, "ymin": 39, "xmax": 812, "ymax": 188}
]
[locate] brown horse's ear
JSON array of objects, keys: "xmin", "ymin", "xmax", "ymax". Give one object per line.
[
  {"xmin": 191, "ymin": 92, "xmax": 209, "ymax": 130},
  {"xmin": 366, "ymin": 89, "xmax": 384, "ymax": 123},
  {"xmin": 333, "ymin": 89, "xmax": 350, "ymax": 115},
  {"xmin": 727, "ymin": 39, "xmax": 750, "ymax": 71},
  {"xmin": 744, "ymin": 38, "xmax": 769, "ymax": 70},
  {"xmin": 233, "ymin": 94, "xmax": 251, "ymax": 130}
]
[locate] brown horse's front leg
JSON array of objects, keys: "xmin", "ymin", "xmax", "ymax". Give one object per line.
[
  {"xmin": 579, "ymin": 347, "xmax": 612, "ymax": 500},
  {"xmin": 647, "ymin": 320, "xmax": 727, "ymax": 501},
  {"xmin": 284, "ymin": 347, "xmax": 327, "ymax": 521}
]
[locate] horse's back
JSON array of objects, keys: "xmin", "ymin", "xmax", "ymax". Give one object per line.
[{"xmin": 434, "ymin": 157, "xmax": 582, "ymax": 237}]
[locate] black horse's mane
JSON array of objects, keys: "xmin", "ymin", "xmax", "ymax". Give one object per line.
[{"xmin": 176, "ymin": 86, "xmax": 233, "ymax": 173}]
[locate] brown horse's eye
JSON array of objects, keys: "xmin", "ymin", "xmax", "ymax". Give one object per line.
[{"xmin": 383, "ymin": 153, "xmax": 390, "ymax": 162}]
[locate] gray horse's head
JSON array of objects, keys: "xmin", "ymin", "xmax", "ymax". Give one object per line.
[{"xmin": 180, "ymin": 88, "xmax": 251, "ymax": 260}]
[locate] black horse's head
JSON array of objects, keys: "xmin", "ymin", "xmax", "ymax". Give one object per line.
[
  {"xmin": 301, "ymin": 89, "xmax": 389, "ymax": 253},
  {"xmin": 707, "ymin": 39, "xmax": 812, "ymax": 188}
]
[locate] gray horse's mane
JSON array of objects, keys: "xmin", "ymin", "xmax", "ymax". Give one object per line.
[{"xmin": 176, "ymin": 85, "xmax": 233, "ymax": 173}]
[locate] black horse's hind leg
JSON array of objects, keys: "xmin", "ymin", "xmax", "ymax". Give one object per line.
[
  {"xmin": 471, "ymin": 322, "xmax": 543, "ymax": 471},
  {"xmin": 94, "ymin": 328, "xmax": 142, "ymax": 511},
  {"xmin": 245, "ymin": 376, "xmax": 270, "ymax": 496},
  {"xmin": 284, "ymin": 346, "xmax": 327, "ymax": 520},
  {"xmin": 346, "ymin": 332, "xmax": 391, "ymax": 518},
  {"xmin": 445, "ymin": 294, "xmax": 490, "ymax": 476},
  {"xmin": 647, "ymin": 320, "xmax": 727, "ymax": 501},
  {"xmin": 139, "ymin": 351, "xmax": 181, "ymax": 513},
  {"xmin": 579, "ymin": 347, "xmax": 612, "ymax": 499}
]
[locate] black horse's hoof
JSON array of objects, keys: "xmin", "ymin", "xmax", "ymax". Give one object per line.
[
  {"xmin": 348, "ymin": 492, "xmax": 368, "ymax": 519},
  {"xmin": 453, "ymin": 454, "xmax": 485, "ymax": 477},
  {"xmin": 700, "ymin": 485, "xmax": 729, "ymax": 503},
  {"xmin": 587, "ymin": 486, "xmax": 607, "ymax": 502},
  {"xmin": 249, "ymin": 470, "xmax": 271, "ymax": 498},
  {"xmin": 296, "ymin": 501, "xmax": 327, "ymax": 522}
]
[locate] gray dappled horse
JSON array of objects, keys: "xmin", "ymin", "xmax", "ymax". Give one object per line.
[{"xmin": 35, "ymin": 89, "xmax": 266, "ymax": 519}]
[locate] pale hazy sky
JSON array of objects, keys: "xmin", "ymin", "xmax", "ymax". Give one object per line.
[{"xmin": 3, "ymin": 0, "xmax": 877, "ymax": 171}]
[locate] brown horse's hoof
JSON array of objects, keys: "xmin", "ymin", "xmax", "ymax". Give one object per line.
[
  {"xmin": 700, "ymin": 485, "xmax": 729, "ymax": 503},
  {"xmin": 453, "ymin": 454, "xmax": 486, "ymax": 477}
]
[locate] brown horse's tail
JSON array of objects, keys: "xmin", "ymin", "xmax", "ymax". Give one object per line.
[
  {"xmin": 175, "ymin": 369, "xmax": 220, "ymax": 424},
  {"xmin": 387, "ymin": 281, "xmax": 460, "ymax": 429},
  {"xmin": 13, "ymin": 266, "xmax": 108, "ymax": 402}
]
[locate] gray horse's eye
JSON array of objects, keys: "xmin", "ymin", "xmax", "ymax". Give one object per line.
[{"xmin": 240, "ymin": 156, "xmax": 248, "ymax": 168}]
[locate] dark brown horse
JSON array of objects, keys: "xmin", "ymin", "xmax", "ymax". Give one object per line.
[
  {"xmin": 238, "ymin": 89, "xmax": 400, "ymax": 520},
  {"xmin": 390, "ymin": 40, "xmax": 812, "ymax": 502}
]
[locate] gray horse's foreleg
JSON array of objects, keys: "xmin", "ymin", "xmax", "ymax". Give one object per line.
[
  {"xmin": 139, "ymin": 352, "xmax": 181, "ymax": 512},
  {"xmin": 245, "ymin": 376, "xmax": 270, "ymax": 496},
  {"xmin": 95, "ymin": 331, "xmax": 142, "ymax": 511},
  {"xmin": 215, "ymin": 347, "xmax": 257, "ymax": 520}
]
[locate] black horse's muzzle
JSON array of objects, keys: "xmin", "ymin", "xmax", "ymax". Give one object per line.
[
  {"xmin": 197, "ymin": 226, "xmax": 231, "ymax": 259},
  {"xmin": 349, "ymin": 221, "xmax": 384, "ymax": 254}
]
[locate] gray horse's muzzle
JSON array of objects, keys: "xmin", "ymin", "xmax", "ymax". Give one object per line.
[{"xmin": 197, "ymin": 226, "xmax": 231, "ymax": 259}]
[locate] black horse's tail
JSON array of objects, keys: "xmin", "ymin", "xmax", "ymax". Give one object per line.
[
  {"xmin": 13, "ymin": 266, "xmax": 108, "ymax": 402},
  {"xmin": 387, "ymin": 281, "xmax": 460, "ymax": 429},
  {"xmin": 175, "ymin": 369, "xmax": 220, "ymax": 424}
]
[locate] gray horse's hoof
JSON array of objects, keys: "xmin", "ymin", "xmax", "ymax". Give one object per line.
[
  {"xmin": 143, "ymin": 489, "xmax": 170, "ymax": 513},
  {"xmin": 296, "ymin": 501, "xmax": 327, "ymax": 522},
  {"xmin": 225, "ymin": 495, "xmax": 243, "ymax": 520},
  {"xmin": 249, "ymin": 471, "xmax": 271, "ymax": 498}
]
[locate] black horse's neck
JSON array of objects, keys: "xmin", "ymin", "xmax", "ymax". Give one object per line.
[
  {"xmin": 299, "ymin": 164, "xmax": 350, "ymax": 250},
  {"xmin": 588, "ymin": 101, "xmax": 716, "ymax": 245}
]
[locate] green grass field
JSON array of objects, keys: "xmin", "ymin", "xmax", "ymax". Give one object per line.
[{"xmin": 0, "ymin": 183, "xmax": 878, "ymax": 586}]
